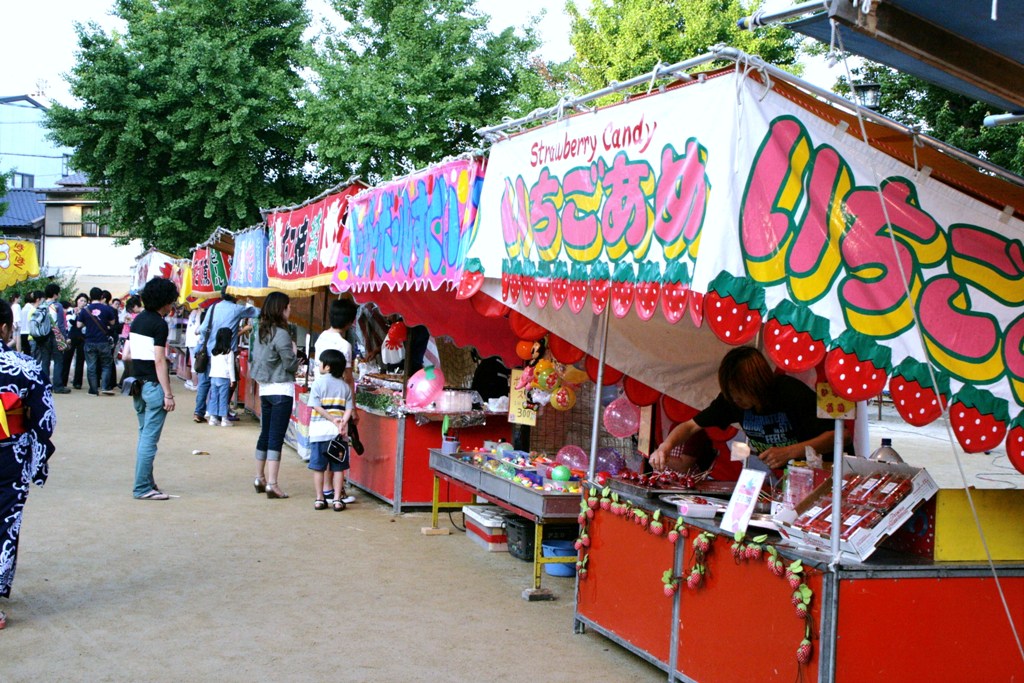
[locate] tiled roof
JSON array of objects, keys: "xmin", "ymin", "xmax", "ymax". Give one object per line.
[
  {"xmin": 0, "ymin": 188, "xmax": 44, "ymax": 228},
  {"xmin": 39, "ymin": 172, "xmax": 99, "ymax": 194},
  {"xmin": 56, "ymin": 172, "xmax": 90, "ymax": 187}
]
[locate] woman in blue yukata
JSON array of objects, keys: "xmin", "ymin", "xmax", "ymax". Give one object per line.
[{"xmin": 0, "ymin": 298, "xmax": 56, "ymax": 630}]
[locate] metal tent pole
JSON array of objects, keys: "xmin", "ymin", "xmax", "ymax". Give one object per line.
[{"xmin": 587, "ymin": 310, "xmax": 611, "ymax": 483}]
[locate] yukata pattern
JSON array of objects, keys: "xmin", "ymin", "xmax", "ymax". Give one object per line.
[{"xmin": 0, "ymin": 343, "xmax": 55, "ymax": 598}]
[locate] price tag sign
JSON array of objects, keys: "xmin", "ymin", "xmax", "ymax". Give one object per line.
[
  {"xmin": 720, "ymin": 468, "xmax": 767, "ymax": 535},
  {"xmin": 816, "ymin": 381, "xmax": 856, "ymax": 420},
  {"xmin": 508, "ymin": 369, "xmax": 537, "ymax": 426}
]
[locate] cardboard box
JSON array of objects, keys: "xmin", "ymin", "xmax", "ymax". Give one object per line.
[
  {"xmin": 463, "ymin": 505, "xmax": 508, "ymax": 552},
  {"xmin": 776, "ymin": 456, "xmax": 938, "ymax": 561}
]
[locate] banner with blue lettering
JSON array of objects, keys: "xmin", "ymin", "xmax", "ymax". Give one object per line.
[
  {"xmin": 229, "ymin": 227, "xmax": 269, "ymax": 295},
  {"xmin": 332, "ymin": 157, "xmax": 485, "ymax": 292}
]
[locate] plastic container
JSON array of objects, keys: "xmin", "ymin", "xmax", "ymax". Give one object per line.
[
  {"xmin": 869, "ymin": 438, "xmax": 904, "ymax": 464},
  {"xmin": 503, "ymin": 516, "xmax": 579, "ymax": 562},
  {"xmin": 541, "ymin": 540, "xmax": 578, "ymax": 577}
]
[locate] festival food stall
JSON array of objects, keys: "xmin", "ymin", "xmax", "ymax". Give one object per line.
[
  {"xmin": 326, "ymin": 159, "xmax": 522, "ymax": 513},
  {"xmin": 463, "ymin": 47, "xmax": 1024, "ymax": 681}
]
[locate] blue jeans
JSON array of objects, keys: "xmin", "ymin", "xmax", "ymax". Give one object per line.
[
  {"xmin": 133, "ymin": 381, "xmax": 168, "ymax": 497},
  {"xmin": 84, "ymin": 341, "xmax": 113, "ymax": 394},
  {"xmin": 209, "ymin": 377, "xmax": 230, "ymax": 418},
  {"xmin": 256, "ymin": 394, "xmax": 293, "ymax": 458},
  {"xmin": 193, "ymin": 370, "xmax": 211, "ymax": 417},
  {"xmin": 34, "ymin": 335, "xmax": 66, "ymax": 390}
]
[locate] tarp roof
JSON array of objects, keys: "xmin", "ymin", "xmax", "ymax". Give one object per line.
[{"xmin": 787, "ymin": 0, "xmax": 1024, "ymax": 113}]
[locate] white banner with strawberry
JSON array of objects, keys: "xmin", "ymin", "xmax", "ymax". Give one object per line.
[{"xmin": 471, "ymin": 69, "xmax": 1024, "ymax": 465}]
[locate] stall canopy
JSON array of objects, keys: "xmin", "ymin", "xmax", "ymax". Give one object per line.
[
  {"xmin": 783, "ymin": 0, "xmax": 1024, "ymax": 113},
  {"xmin": 331, "ymin": 157, "xmax": 517, "ymax": 366},
  {"xmin": 0, "ymin": 239, "xmax": 40, "ymax": 291},
  {"xmin": 130, "ymin": 248, "xmax": 180, "ymax": 294},
  {"xmin": 468, "ymin": 60, "xmax": 1024, "ymax": 455}
]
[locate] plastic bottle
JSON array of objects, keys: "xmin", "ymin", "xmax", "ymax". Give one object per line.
[{"xmin": 869, "ymin": 437, "xmax": 904, "ymax": 464}]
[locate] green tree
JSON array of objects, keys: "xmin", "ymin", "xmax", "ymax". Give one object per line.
[
  {"xmin": 46, "ymin": 0, "xmax": 314, "ymax": 255},
  {"xmin": 566, "ymin": 0, "xmax": 800, "ymax": 96},
  {"xmin": 0, "ymin": 170, "xmax": 9, "ymax": 218},
  {"xmin": 306, "ymin": 0, "xmax": 548, "ymax": 184},
  {"xmin": 836, "ymin": 64, "xmax": 1024, "ymax": 176}
]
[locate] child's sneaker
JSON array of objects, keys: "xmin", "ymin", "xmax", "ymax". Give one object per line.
[
  {"xmin": 220, "ymin": 417, "xmax": 233, "ymax": 427},
  {"xmin": 208, "ymin": 415, "xmax": 219, "ymax": 426},
  {"xmin": 341, "ymin": 489, "xmax": 356, "ymax": 504}
]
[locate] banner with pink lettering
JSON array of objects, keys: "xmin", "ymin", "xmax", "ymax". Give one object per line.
[
  {"xmin": 267, "ymin": 183, "xmax": 364, "ymax": 290},
  {"xmin": 472, "ymin": 69, "xmax": 1024, "ymax": 453},
  {"xmin": 331, "ymin": 158, "xmax": 485, "ymax": 292},
  {"xmin": 228, "ymin": 227, "xmax": 269, "ymax": 296},
  {"xmin": 130, "ymin": 249, "xmax": 178, "ymax": 294}
]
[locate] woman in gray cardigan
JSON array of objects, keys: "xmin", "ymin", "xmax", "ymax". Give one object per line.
[{"xmin": 250, "ymin": 292, "xmax": 299, "ymax": 498}]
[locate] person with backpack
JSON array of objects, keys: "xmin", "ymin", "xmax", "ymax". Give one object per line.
[
  {"xmin": 20, "ymin": 291, "xmax": 39, "ymax": 356},
  {"xmin": 30, "ymin": 283, "xmax": 71, "ymax": 394}
]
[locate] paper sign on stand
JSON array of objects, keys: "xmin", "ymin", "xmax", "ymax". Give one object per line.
[
  {"xmin": 720, "ymin": 468, "xmax": 766, "ymax": 535},
  {"xmin": 508, "ymin": 369, "xmax": 537, "ymax": 426}
]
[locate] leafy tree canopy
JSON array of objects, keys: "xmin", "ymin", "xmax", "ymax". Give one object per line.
[
  {"xmin": 565, "ymin": 0, "xmax": 800, "ymax": 97},
  {"xmin": 835, "ymin": 63, "xmax": 1024, "ymax": 176},
  {"xmin": 46, "ymin": 0, "xmax": 315, "ymax": 255},
  {"xmin": 306, "ymin": 0, "xmax": 548, "ymax": 184}
]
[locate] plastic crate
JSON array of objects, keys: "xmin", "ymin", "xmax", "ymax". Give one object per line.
[{"xmin": 503, "ymin": 515, "xmax": 579, "ymax": 562}]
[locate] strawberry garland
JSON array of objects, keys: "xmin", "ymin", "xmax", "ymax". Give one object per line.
[
  {"xmin": 568, "ymin": 262, "xmax": 590, "ymax": 314},
  {"xmin": 550, "ymin": 261, "xmax": 570, "ymax": 310},
  {"xmin": 704, "ymin": 271, "xmax": 766, "ymax": 345},
  {"xmin": 660, "ymin": 261, "xmax": 690, "ymax": 324},
  {"xmin": 579, "ymin": 489, "xmax": 816, "ymax": 666},
  {"xmin": 533, "ymin": 261, "xmax": 552, "ymax": 309},
  {"xmin": 634, "ymin": 262, "xmax": 661, "ymax": 322},
  {"xmin": 589, "ymin": 262, "xmax": 612, "ymax": 315},
  {"xmin": 889, "ymin": 358, "xmax": 951, "ymax": 427},
  {"xmin": 454, "ymin": 257, "xmax": 485, "ymax": 300},
  {"xmin": 1006, "ymin": 413, "xmax": 1024, "ymax": 475},
  {"xmin": 763, "ymin": 300, "xmax": 831, "ymax": 373},
  {"xmin": 824, "ymin": 329, "xmax": 893, "ymax": 402}
]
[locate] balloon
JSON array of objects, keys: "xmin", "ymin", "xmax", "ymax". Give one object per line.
[
  {"xmin": 662, "ymin": 395, "xmax": 699, "ymax": 423},
  {"xmin": 548, "ymin": 334, "xmax": 585, "ymax": 364},
  {"xmin": 534, "ymin": 358, "xmax": 554, "ymax": 376},
  {"xmin": 603, "ymin": 396, "xmax": 641, "ymax": 438},
  {"xmin": 623, "ymin": 376, "xmax": 661, "ymax": 407},
  {"xmin": 509, "ymin": 311, "xmax": 547, "ymax": 341},
  {"xmin": 536, "ymin": 369, "xmax": 561, "ymax": 392},
  {"xmin": 595, "ymin": 447, "xmax": 626, "ymax": 476},
  {"xmin": 515, "ymin": 339, "xmax": 535, "ymax": 361},
  {"xmin": 405, "ymin": 365, "xmax": 445, "ymax": 410},
  {"xmin": 561, "ymin": 365, "xmax": 589, "ymax": 384},
  {"xmin": 585, "ymin": 355, "xmax": 624, "ymax": 384},
  {"xmin": 550, "ymin": 385, "xmax": 576, "ymax": 411},
  {"xmin": 556, "ymin": 445, "xmax": 588, "ymax": 470},
  {"xmin": 550, "ymin": 465, "xmax": 572, "ymax": 481}
]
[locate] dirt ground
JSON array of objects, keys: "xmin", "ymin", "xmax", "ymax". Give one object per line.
[{"xmin": 2, "ymin": 384, "xmax": 665, "ymax": 682}]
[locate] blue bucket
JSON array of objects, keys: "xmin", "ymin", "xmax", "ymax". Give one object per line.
[{"xmin": 542, "ymin": 539, "xmax": 578, "ymax": 577}]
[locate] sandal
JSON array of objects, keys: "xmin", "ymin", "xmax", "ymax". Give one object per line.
[
  {"xmin": 332, "ymin": 499, "xmax": 346, "ymax": 511},
  {"xmin": 266, "ymin": 482, "xmax": 289, "ymax": 499},
  {"xmin": 314, "ymin": 499, "xmax": 327, "ymax": 511},
  {"xmin": 137, "ymin": 489, "xmax": 169, "ymax": 501},
  {"xmin": 0, "ymin": 610, "xmax": 6, "ymax": 630},
  {"xmin": 193, "ymin": 414, "xmax": 204, "ymax": 423},
  {"xmin": 254, "ymin": 478, "xmax": 267, "ymax": 494}
]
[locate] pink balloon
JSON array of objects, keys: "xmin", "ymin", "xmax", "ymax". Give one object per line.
[
  {"xmin": 603, "ymin": 396, "xmax": 641, "ymax": 438},
  {"xmin": 556, "ymin": 445, "xmax": 588, "ymax": 471},
  {"xmin": 595, "ymin": 447, "xmax": 626, "ymax": 475},
  {"xmin": 405, "ymin": 366, "xmax": 446, "ymax": 409}
]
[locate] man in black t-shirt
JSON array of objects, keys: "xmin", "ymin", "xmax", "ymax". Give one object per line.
[{"xmin": 129, "ymin": 277, "xmax": 179, "ymax": 501}]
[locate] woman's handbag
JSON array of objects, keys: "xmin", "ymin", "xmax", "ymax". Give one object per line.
[{"xmin": 193, "ymin": 347, "xmax": 210, "ymax": 374}]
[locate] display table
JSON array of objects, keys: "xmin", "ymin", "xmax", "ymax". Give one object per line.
[
  {"xmin": 348, "ymin": 411, "xmax": 512, "ymax": 514},
  {"xmin": 428, "ymin": 449, "xmax": 580, "ymax": 594},
  {"xmin": 575, "ymin": 490, "xmax": 1024, "ymax": 682}
]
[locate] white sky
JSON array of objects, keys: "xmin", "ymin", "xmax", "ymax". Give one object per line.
[
  {"xmin": 0, "ymin": 0, "xmax": 832, "ymax": 105},
  {"xmin": 0, "ymin": 0, "xmax": 573, "ymax": 105}
]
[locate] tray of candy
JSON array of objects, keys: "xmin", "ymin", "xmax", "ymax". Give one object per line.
[{"xmin": 608, "ymin": 475, "xmax": 737, "ymax": 500}]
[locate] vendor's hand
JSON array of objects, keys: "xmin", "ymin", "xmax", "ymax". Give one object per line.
[
  {"xmin": 758, "ymin": 445, "xmax": 798, "ymax": 469},
  {"xmin": 649, "ymin": 445, "xmax": 669, "ymax": 471}
]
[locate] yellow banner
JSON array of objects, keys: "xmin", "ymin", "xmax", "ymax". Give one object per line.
[{"xmin": 0, "ymin": 240, "xmax": 40, "ymax": 291}]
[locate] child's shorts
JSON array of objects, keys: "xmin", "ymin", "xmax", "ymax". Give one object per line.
[{"xmin": 308, "ymin": 439, "xmax": 349, "ymax": 472}]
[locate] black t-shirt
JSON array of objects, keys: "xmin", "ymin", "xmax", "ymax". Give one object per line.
[
  {"xmin": 129, "ymin": 310, "xmax": 168, "ymax": 383},
  {"xmin": 695, "ymin": 375, "xmax": 832, "ymax": 455},
  {"xmin": 471, "ymin": 356, "xmax": 511, "ymax": 401}
]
